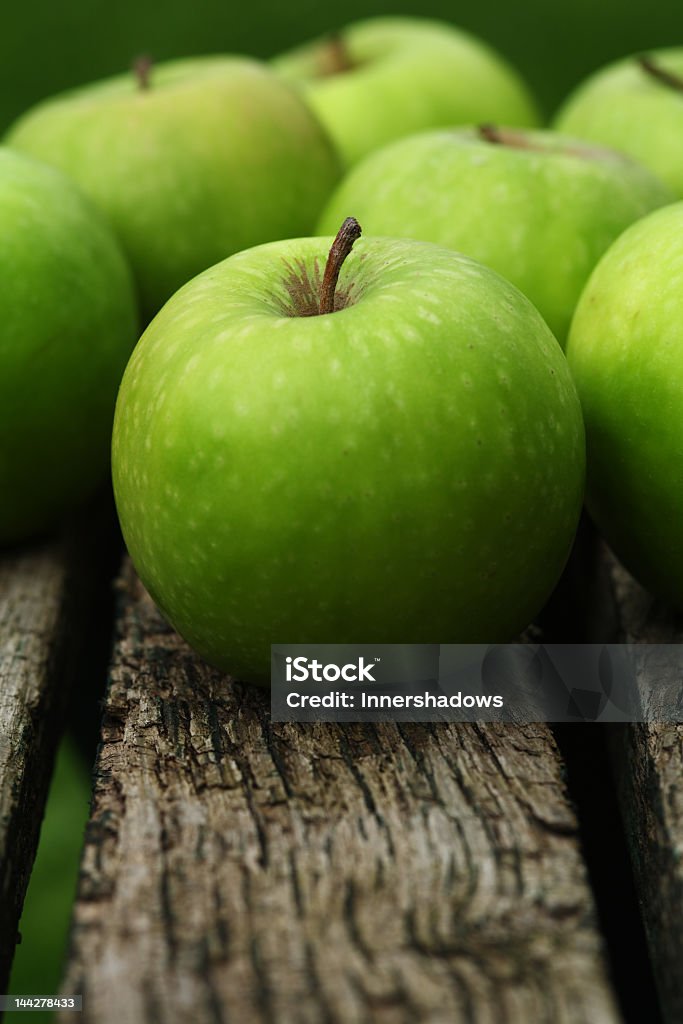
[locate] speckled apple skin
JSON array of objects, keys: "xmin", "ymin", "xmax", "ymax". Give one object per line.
[
  {"xmin": 6, "ymin": 57, "xmax": 341, "ymax": 320},
  {"xmin": 0, "ymin": 149, "xmax": 138, "ymax": 543},
  {"xmin": 318, "ymin": 128, "xmax": 673, "ymax": 345},
  {"xmin": 555, "ymin": 49, "xmax": 683, "ymax": 198},
  {"xmin": 112, "ymin": 237, "xmax": 584, "ymax": 683},
  {"xmin": 274, "ymin": 16, "xmax": 538, "ymax": 166},
  {"xmin": 567, "ymin": 203, "xmax": 683, "ymax": 607}
]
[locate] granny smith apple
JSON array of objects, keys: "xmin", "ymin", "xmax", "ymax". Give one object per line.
[
  {"xmin": 273, "ymin": 17, "xmax": 538, "ymax": 167},
  {"xmin": 5, "ymin": 56, "xmax": 341, "ymax": 320},
  {"xmin": 0, "ymin": 148, "xmax": 138, "ymax": 543},
  {"xmin": 317, "ymin": 126, "xmax": 673, "ymax": 345},
  {"xmin": 112, "ymin": 220, "xmax": 585, "ymax": 684},
  {"xmin": 555, "ymin": 50, "xmax": 683, "ymax": 197},
  {"xmin": 567, "ymin": 202, "xmax": 683, "ymax": 606}
]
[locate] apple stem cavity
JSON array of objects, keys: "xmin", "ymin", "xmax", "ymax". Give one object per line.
[
  {"xmin": 319, "ymin": 217, "xmax": 362, "ymax": 315},
  {"xmin": 638, "ymin": 55, "xmax": 683, "ymax": 92},
  {"xmin": 133, "ymin": 54, "xmax": 153, "ymax": 91}
]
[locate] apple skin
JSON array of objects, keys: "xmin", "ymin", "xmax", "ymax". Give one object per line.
[
  {"xmin": 555, "ymin": 50, "xmax": 683, "ymax": 198},
  {"xmin": 317, "ymin": 128, "xmax": 673, "ymax": 346},
  {"xmin": 0, "ymin": 148, "xmax": 138, "ymax": 543},
  {"xmin": 5, "ymin": 57, "xmax": 341, "ymax": 320},
  {"xmin": 273, "ymin": 17, "xmax": 539, "ymax": 167},
  {"xmin": 112, "ymin": 235, "xmax": 585, "ymax": 684},
  {"xmin": 567, "ymin": 203, "xmax": 683, "ymax": 607}
]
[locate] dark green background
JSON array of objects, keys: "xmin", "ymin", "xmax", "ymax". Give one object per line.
[{"xmin": 1, "ymin": 0, "xmax": 682, "ymax": 132}]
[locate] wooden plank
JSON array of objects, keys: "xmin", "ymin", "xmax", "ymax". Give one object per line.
[
  {"xmin": 0, "ymin": 501, "xmax": 118, "ymax": 991},
  {"xmin": 61, "ymin": 560, "xmax": 621, "ymax": 1024},
  {"xmin": 604, "ymin": 548, "xmax": 683, "ymax": 1024},
  {"xmin": 0, "ymin": 544, "xmax": 78, "ymax": 987}
]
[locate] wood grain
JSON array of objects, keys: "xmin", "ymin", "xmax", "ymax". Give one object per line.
[
  {"xmin": 605, "ymin": 548, "xmax": 683, "ymax": 1024},
  {"xmin": 0, "ymin": 538, "xmax": 78, "ymax": 991},
  {"xmin": 0, "ymin": 497, "xmax": 119, "ymax": 991},
  {"xmin": 61, "ymin": 560, "xmax": 621, "ymax": 1024},
  {"xmin": 0, "ymin": 534, "xmax": 83, "ymax": 989}
]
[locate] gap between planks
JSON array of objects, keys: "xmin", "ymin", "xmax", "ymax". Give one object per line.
[{"xmin": 603, "ymin": 547, "xmax": 683, "ymax": 1024}]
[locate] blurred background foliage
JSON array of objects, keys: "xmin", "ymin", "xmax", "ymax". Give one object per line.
[{"xmin": 2, "ymin": 0, "xmax": 683, "ymax": 131}]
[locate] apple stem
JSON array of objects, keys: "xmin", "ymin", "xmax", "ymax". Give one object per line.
[
  {"xmin": 323, "ymin": 33, "xmax": 354, "ymax": 75},
  {"xmin": 133, "ymin": 54, "xmax": 153, "ymax": 91},
  {"xmin": 638, "ymin": 55, "xmax": 683, "ymax": 92},
  {"xmin": 319, "ymin": 218, "xmax": 362, "ymax": 315},
  {"xmin": 478, "ymin": 123, "xmax": 504, "ymax": 144},
  {"xmin": 478, "ymin": 124, "xmax": 540, "ymax": 149}
]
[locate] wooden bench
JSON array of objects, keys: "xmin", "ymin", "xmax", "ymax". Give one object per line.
[{"xmin": 1, "ymin": 503, "xmax": 681, "ymax": 1023}]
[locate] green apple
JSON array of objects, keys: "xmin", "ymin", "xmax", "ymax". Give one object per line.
[
  {"xmin": 112, "ymin": 220, "xmax": 585, "ymax": 684},
  {"xmin": 5, "ymin": 56, "xmax": 341, "ymax": 320},
  {"xmin": 317, "ymin": 126, "xmax": 673, "ymax": 345},
  {"xmin": 0, "ymin": 148, "xmax": 138, "ymax": 543},
  {"xmin": 567, "ymin": 202, "xmax": 683, "ymax": 606},
  {"xmin": 555, "ymin": 50, "xmax": 683, "ymax": 198},
  {"xmin": 273, "ymin": 17, "xmax": 538, "ymax": 167}
]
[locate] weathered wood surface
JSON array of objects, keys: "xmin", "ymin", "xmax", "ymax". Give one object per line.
[
  {"xmin": 0, "ymin": 539, "xmax": 75, "ymax": 991},
  {"xmin": 0, "ymin": 497, "xmax": 118, "ymax": 992},
  {"xmin": 0, "ymin": 527, "xmax": 92, "ymax": 990},
  {"xmin": 605, "ymin": 548, "xmax": 683, "ymax": 1024},
  {"xmin": 61, "ymin": 559, "xmax": 621, "ymax": 1024}
]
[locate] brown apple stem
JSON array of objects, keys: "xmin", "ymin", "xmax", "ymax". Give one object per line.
[
  {"xmin": 319, "ymin": 218, "xmax": 362, "ymax": 315},
  {"xmin": 478, "ymin": 124, "xmax": 541, "ymax": 149},
  {"xmin": 477, "ymin": 123, "xmax": 608, "ymax": 161},
  {"xmin": 478, "ymin": 123, "xmax": 504, "ymax": 144},
  {"xmin": 639, "ymin": 55, "xmax": 683, "ymax": 92},
  {"xmin": 320, "ymin": 33, "xmax": 354, "ymax": 75},
  {"xmin": 133, "ymin": 54, "xmax": 153, "ymax": 91}
]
